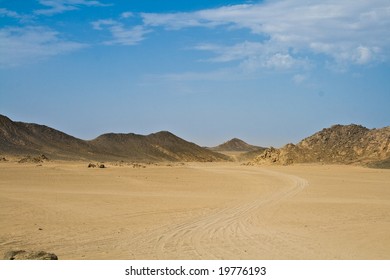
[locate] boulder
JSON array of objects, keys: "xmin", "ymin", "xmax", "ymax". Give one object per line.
[{"xmin": 4, "ymin": 250, "xmax": 58, "ymax": 260}]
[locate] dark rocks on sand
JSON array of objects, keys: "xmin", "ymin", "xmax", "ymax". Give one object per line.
[
  {"xmin": 88, "ymin": 163, "xmax": 105, "ymax": 168},
  {"xmin": 4, "ymin": 250, "xmax": 58, "ymax": 260}
]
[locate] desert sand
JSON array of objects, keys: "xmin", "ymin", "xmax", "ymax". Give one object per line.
[{"xmin": 0, "ymin": 161, "xmax": 389, "ymax": 259}]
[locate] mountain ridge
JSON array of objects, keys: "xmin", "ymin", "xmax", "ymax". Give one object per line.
[
  {"xmin": 0, "ymin": 114, "xmax": 229, "ymax": 162},
  {"xmin": 2, "ymin": 115, "xmax": 389, "ymax": 167}
]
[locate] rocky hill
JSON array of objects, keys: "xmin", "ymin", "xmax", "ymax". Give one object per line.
[
  {"xmin": 0, "ymin": 114, "xmax": 95, "ymax": 159},
  {"xmin": 252, "ymin": 124, "xmax": 390, "ymax": 167},
  {"xmin": 0, "ymin": 114, "xmax": 229, "ymax": 162},
  {"xmin": 211, "ymin": 138, "xmax": 263, "ymax": 152},
  {"xmin": 89, "ymin": 131, "xmax": 230, "ymax": 162},
  {"xmin": 209, "ymin": 138, "xmax": 266, "ymax": 162}
]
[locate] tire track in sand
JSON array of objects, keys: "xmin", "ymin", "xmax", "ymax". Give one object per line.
[{"xmin": 151, "ymin": 166, "xmax": 309, "ymax": 259}]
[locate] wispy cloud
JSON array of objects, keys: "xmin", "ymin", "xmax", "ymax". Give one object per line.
[
  {"xmin": 140, "ymin": 0, "xmax": 390, "ymax": 68},
  {"xmin": 92, "ymin": 19, "xmax": 151, "ymax": 46},
  {"xmin": 194, "ymin": 41, "xmax": 265, "ymax": 63},
  {"xmin": 141, "ymin": 10, "xmax": 226, "ymax": 30},
  {"xmin": 35, "ymin": 0, "xmax": 109, "ymax": 16},
  {"xmin": 120, "ymin": 12, "xmax": 134, "ymax": 19},
  {"xmin": 0, "ymin": 8, "xmax": 33, "ymax": 22},
  {"xmin": 0, "ymin": 26, "xmax": 87, "ymax": 67},
  {"xmin": 0, "ymin": 8, "xmax": 21, "ymax": 19},
  {"xmin": 195, "ymin": 41, "xmax": 309, "ymax": 72},
  {"xmin": 240, "ymin": 53, "xmax": 308, "ymax": 71}
]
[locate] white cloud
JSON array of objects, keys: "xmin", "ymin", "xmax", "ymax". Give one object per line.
[
  {"xmin": 353, "ymin": 46, "xmax": 377, "ymax": 65},
  {"xmin": 0, "ymin": 8, "xmax": 33, "ymax": 22},
  {"xmin": 91, "ymin": 19, "xmax": 117, "ymax": 30},
  {"xmin": 0, "ymin": 8, "xmax": 21, "ymax": 19},
  {"xmin": 263, "ymin": 53, "xmax": 296, "ymax": 69},
  {"xmin": 120, "ymin": 12, "xmax": 134, "ymax": 19},
  {"xmin": 240, "ymin": 52, "xmax": 307, "ymax": 72},
  {"xmin": 141, "ymin": 11, "xmax": 224, "ymax": 30},
  {"xmin": 195, "ymin": 41, "xmax": 309, "ymax": 72},
  {"xmin": 35, "ymin": 0, "xmax": 109, "ymax": 16},
  {"xmin": 0, "ymin": 26, "xmax": 87, "ymax": 67},
  {"xmin": 91, "ymin": 20, "xmax": 150, "ymax": 46},
  {"xmin": 140, "ymin": 0, "xmax": 390, "ymax": 68}
]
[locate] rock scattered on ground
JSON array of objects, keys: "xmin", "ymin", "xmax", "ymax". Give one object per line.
[
  {"xmin": 132, "ymin": 163, "xmax": 146, "ymax": 168},
  {"xmin": 4, "ymin": 250, "xmax": 58, "ymax": 260},
  {"xmin": 88, "ymin": 163, "xmax": 106, "ymax": 168},
  {"xmin": 108, "ymin": 161, "xmax": 152, "ymax": 168},
  {"xmin": 18, "ymin": 154, "xmax": 49, "ymax": 164}
]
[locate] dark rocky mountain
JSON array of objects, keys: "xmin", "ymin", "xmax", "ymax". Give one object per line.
[
  {"xmin": 252, "ymin": 124, "xmax": 390, "ymax": 167},
  {"xmin": 0, "ymin": 114, "xmax": 229, "ymax": 162},
  {"xmin": 89, "ymin": 131, "xmax": 230, "ymax": 162},
  {"xmin": 0, "ymin": 114, "xmax": 96, "ymax": 159}
]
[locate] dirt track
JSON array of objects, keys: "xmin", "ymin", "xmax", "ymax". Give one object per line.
[
  {"xmin": 0, "ymin": 162, "xmax": 389, "ymax": 259},
  {"xmin": 147, "ymin": 167, "xmax": 308, "ymax": 259}
]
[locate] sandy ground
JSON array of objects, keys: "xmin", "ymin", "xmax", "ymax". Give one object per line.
[{"xmin": 0, "ymin": 161, "xmax": 389, "ymax": 260}]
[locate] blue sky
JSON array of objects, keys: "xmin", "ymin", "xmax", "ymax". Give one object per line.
[{"xmin": 1, "ymin": 0, "xmax": 389, "ymax": 147}]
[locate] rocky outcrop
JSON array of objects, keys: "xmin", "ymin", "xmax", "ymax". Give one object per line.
[
  {"xmin": 252, "ymin": 124, "xmax": 390, "ymax": 167},
  {"xmin": 18, "ymin": 154, "xmax": 49, "ymax": 164}
]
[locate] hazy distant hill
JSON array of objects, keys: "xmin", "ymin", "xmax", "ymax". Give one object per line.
[
  {"xmin": 209, "ymin": 138, "xmax": 266, "ymax": 162},
  {"xmin": 0, "ymin": 114, "xmax": 229, "ymax": 162},
  {"xmin": 252, "ymin": 124, "xmax": 390, "ymax": 168},
  {"xmin": 211, "ymin": 138, "xmax": 263, "ymax": 152}
]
